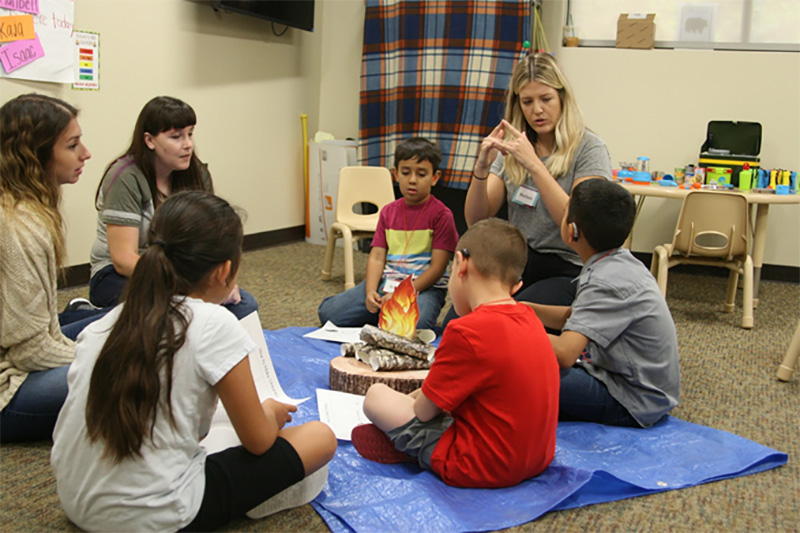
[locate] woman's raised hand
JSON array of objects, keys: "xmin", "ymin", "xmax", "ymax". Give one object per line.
[
  {"xmin": 474, "ymin": 122, "xmax": 507, "ymax": 177},
  {"xmin": 498, "ymin": 119, "xmax": 541, "ymax": 170}
]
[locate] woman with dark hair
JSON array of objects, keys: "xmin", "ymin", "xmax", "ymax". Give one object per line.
[
  {"xmin": 1, "ymin": 94, "xmax": 105, "ymax": 442},
  {"xmin": 53, "ymin": 191, "xmax": 336, "ymax": 531},
  {"xmin": 88, "ymin": 96, "xmax": 258, "ymax": 319}
]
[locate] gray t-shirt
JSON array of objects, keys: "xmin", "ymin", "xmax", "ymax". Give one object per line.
[
  {"xmin": 90, "ymin": 156, "xmax": 212, "ymax": 279},
  {"xmin": 564, "ymin": 248, "xmax": 681, "ymax": 427},
  {"xmin": 491, "ymin": 130, "xmax": 612, "ymax": 266}
]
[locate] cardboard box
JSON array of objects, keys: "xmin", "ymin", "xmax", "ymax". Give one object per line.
[
  {"xmin": 306, "ymin": 140, "xmax": 358, "ymax": 246},
  {"xmin": 616, "ymin": 13, "xmax": 655, "ymax": 49}
]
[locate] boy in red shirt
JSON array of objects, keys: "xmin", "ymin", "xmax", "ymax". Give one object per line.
[{"xmin": 352, "ymin": 218, "xmax": 560, "ymax": 488}]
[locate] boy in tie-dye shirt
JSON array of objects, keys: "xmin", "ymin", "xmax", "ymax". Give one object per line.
[{"xmin": 318, "ymin": 137, "xmax": 458, "ymax": 329}]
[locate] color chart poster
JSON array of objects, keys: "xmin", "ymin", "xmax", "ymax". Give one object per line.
[
  {"xmin": 0, "ymin": 0, "xmax": 75, "ymax": 83},
  {"xmin": 72, "ymin": 30, "xmax": 98, "ymax": 90}
]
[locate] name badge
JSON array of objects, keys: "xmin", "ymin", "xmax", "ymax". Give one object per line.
[
  {"xmin": 380, "ymin": 278, "xmax": 400, "ymax": 294},
  {"xmin": 512, "ymin": 185, "xmax": 539, "ymax": 207}
]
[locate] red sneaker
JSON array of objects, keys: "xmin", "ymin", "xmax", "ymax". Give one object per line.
[{"xmin": 351, "ymin": 424, "xmax": 416, "ymax": 464}]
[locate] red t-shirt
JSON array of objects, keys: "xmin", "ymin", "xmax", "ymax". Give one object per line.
[{"xmin": 422, "ymin": 304, "xmax": 559, "ymax": 488}]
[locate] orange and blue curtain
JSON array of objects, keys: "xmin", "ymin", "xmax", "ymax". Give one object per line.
[{"xmin": 360, "ymin": 0, "xmax": 530, "ymax": 189}]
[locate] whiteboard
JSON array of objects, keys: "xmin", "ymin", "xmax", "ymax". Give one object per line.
[{"xmin": 0, "ymin": 0, "xmax": 75, "ymax": 83}]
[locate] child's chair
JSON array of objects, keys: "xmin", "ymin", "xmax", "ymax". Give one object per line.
[
  {"xmin": 321, "ymin": 166, "xmax": 395, "ymax": 290},
  {"xmin": 776, "ymin": 320, "xmax": 800, "ymax": 381},
  {"xmin": 650, "ymin": 190, "xmax": 754, "ymax": 329}
]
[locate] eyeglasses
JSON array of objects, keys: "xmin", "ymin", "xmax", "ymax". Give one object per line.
[{"xmin": 460, "ymin": 248, "xmax": 470, "ymax": 259}]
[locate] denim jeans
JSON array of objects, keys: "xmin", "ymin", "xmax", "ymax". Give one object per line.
[
  {"xmin": 59, "ymin": 307, "xmax": 112, "ymax": 341},
  {"xmin": 0, "ymin": 307, "xmax": 113, "ymax": 442},
  {"xmin": 318, "ymin": 280, "xmax": 446, "ymax": 330},
  {"xmin": 90, "ymin": 264, "xmax": 259, "ymax": 321},
  {"xmin": 0, "ymin": 364, "xmax": 69, "ymax": 442},
  {"xmin": 559, "ymin": 365, "xmax": 640, "ymax": 427}
]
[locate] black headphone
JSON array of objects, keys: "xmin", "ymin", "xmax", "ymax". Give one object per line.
[{"xmin": 571, "ymin": 222, "xmax": 579, "ymax": 241}]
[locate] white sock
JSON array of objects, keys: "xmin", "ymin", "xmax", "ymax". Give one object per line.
[{"xmin": 246, "ymin": 464, "xmax": 329, "ymax": 519}]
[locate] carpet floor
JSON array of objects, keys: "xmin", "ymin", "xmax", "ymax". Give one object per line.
[{"xmin": 2, "ymin": 241, "xmax": 798, "ymax": 531}]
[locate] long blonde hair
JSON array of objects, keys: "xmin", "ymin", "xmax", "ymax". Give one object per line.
[
  {"xmin": 503, "ymin": 53, "xmax": 585, "ymax": 186},
  {"xmin": 0, "ymin": 94, "xmax": 79, "ymax": 268}
]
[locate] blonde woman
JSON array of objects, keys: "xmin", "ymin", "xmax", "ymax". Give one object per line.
[
  {"xmin": 463, "ymin": 53, "xmax": 612, "ymax": 308},
  {"xmin": 0, "ymin": 94, "xmax": 105, "ymax": 442}
]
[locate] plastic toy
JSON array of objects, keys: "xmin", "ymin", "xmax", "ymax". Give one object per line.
[
  {"xmin": 739, "ymin": 163, "xmax": 754, "ymax": 191},
  {"xmin": 633, "ymin": 156, "xmax": 651, "ymax": 182}
]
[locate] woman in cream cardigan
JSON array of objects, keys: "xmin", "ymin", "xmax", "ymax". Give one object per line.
[{"xmin": 0, "ymin": 94, "xmax": 104, "ymax": 442}]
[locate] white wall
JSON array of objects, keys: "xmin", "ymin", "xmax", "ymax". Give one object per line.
[
  {"xmin": 542, "ymin": 0, "xmax": 800, "ymax": 267},
  {"xmin": 1, "ymin": 0, "xmax": 324, "ymax": 268},
  {"xmin": 2, "ymin": 0, "xmax": 797, "ymax": 270}
]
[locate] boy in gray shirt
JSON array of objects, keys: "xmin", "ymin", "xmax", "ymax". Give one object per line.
[{"xmin": 527, "ymin": 179, "xmax": 680, "ymax": 427}]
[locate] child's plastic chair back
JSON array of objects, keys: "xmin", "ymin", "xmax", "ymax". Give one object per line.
[
  {"xmin": 651, "ymin": 190, "xmax": 754, "ymax": 328},
  {"xmin": 673, "ymin": 190, "xmax": 750, "ymax": 260},
  {"xmin": 321, "ymin": 166, "xmax": 395, "ymax": 290}
]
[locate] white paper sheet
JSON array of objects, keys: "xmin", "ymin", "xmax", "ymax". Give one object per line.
[
  {"xmin": 303, "ymin": 321, "xmax": 364, "ymax": 344},
  {"xmin": 201, "ymin": 312, "xmax": 309, "ymax": 454},
  {"xmin": 316, "ymin": 388, "xmax": 370, "ymax": 441}
]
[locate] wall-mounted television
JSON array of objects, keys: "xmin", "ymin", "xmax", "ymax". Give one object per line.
[{"xmin": 212, "ymin": 0, "xmax": 315, "ymax": 32}]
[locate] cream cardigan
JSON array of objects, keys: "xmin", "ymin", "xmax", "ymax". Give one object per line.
[{"xmin": 0, "ymin": 203, "xmax": 74, "ymax": 410}]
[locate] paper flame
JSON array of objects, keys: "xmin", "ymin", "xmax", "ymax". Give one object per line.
[{"xmin": 379, "ymin": 276, "xmax": 419, "ymax": 338}]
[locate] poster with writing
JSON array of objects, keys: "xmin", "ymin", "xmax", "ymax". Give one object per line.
[
  {"xmin": 0, "ymin": 0, "xmax": 74, "ymax": 83},
  {"xmin": 72, "ymin": 29, "xmax": 98, "ymax": 90}
]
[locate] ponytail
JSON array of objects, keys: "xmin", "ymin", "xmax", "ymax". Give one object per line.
[{"xmin": 85, "ymin": 191, "xmax": 243, "ymax": 462}]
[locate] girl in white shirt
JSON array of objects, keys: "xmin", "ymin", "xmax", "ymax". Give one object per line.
[{"xmin": 52, "ymin": 191, "xmax": 336, "ymax": 531}]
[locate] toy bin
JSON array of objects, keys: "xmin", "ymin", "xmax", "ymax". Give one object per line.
[
  {"xmin": 706, "ymin": 167, "xmax": 733, "ymax": 186},
  {"xmin": 698, "ymin": 121, "xmax": 761, "ymax": 187}
]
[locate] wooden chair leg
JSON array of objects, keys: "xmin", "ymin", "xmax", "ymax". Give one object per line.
[
  {"xmin": 777, "ymin": 320, "xmax": 800, "ymax": 381},
  {"xmin": 740, "ymin": 256, "xmax": 754, "ymax": 329}
]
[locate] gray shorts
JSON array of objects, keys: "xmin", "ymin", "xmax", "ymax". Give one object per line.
[{"xmin": 386, "ymin": 415, "xmax": 454, "ymax": 470}]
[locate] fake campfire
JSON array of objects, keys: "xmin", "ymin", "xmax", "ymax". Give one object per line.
[{"xmin": 329, "ymin": 277, "xmax": 435, "ymax": 395}]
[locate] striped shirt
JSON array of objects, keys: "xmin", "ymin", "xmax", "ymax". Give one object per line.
[{"xmin": 371, "ymin": 196, "xmax": 458, "ymax": 289}]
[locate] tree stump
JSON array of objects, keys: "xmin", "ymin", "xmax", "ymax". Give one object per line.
[{"xmin": 329, "ymin": 356, "xmax": 428, "ymax": 396}]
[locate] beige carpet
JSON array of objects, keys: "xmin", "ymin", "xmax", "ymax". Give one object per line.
[{"xmin": 2, "ymin": 241, "xmax": 798, "ymax": 531}]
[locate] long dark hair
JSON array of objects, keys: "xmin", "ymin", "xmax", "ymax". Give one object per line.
[
  {"xmin": 0, "ymin": 94, "xmax": 79, "ymax": 268},
  {"xmin": 95, "ymin": 96, "xmax": 212, "ymax": 208},
  {"xmin": 85, "ymin": 191, "xmax": 243, "ymax": 463}
]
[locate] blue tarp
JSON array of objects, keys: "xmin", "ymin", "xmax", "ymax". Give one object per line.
[{"xmin": 264, "ymin": 327, "xmax": 787, "ymax": 533}]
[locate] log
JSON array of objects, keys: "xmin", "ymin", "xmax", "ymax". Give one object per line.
[
  {"xmin": 369, "ymin": 352, "xmax": 430, "ymax": 371},
  {"xmin": 329, "ymin": 356, "xmax": 428, "ymax": 396},
  {"xmin": 340, "ymin": 342, "xmax": 364, "ymax": 357},
  {"xmin": 360, "ymin": 324, "xmax": 435, "ymax": 361},
  {"xmin": 354, "ymin": 345, "xmax": 431, "ymax": 371}
]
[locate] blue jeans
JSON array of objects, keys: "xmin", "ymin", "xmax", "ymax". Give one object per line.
[
  {"xmin": 90, "ymin": 264, "xmax": 259, "ymax": 321},
  {"xmin": 559, "ymin": 366, "xmax": 640, "ymax": 427},
  {"xmin": 318, "ymin": 281, "xmax": 446, "ymax": 330},
  {"xmin": 59, "ymin": 307, "xmax": 112, "ymax": 341},
  {"xmin": 0, "ymin": 309, "xmax": 112, "ymax": 442},
  {"xmin": 0, "ymin": 365, "xmax": 69, "ymax": 442}
]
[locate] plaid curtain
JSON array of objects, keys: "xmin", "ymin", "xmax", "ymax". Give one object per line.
[{"xmin": 360, "ymin": 0, "xmax": 531, "ymax": 190}]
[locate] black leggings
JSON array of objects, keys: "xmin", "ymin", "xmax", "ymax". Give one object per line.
[
  {"xmin": 182, "ymin": 437, "xmax": 305, "ymax": 532},
  {"xmin": 514, "ymin": 248, "xmax": 582, "ymax": 306},
  {"xmin": 442, "ymin": 248, "xmax": 580, "ymax": 328}
]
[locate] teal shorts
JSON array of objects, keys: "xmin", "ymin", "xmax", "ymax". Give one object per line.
[{"xmin": 386, "ymin": 414, "xmax": 454, "ymax": 470}]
